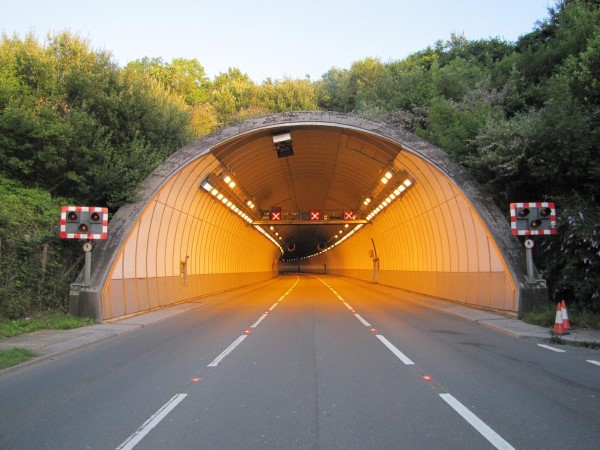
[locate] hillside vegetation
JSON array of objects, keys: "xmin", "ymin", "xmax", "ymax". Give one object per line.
[{"xmin": 0, "ymin": 0, "xmax": 598, "ymax": 319}]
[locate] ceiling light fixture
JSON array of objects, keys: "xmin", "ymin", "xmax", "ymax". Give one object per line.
[{"xmin": 273, "ymin": 132, "xmax": 293, "ymax": 158}]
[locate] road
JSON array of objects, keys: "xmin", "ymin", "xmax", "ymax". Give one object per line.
[{"xmin": 1, "ymin": 274, "xmax": 599, "ymax": 449}]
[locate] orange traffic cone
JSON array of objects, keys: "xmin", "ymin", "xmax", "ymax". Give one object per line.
[
  {"xmin": 561, "ymin": 300, "xmax": 571, "ymax": 330},
  {"xmin": 553, "ymin": 302, "xmax": 569, "ymax": 335}
]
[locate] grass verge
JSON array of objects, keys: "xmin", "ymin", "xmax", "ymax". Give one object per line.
[
  {"xmin": 522, "ymin": 305, "xmax": 600, "ymax": 330},
  {"xmin": 0, "ymin": 313, "xmax": 94, "ymax": 339},
  {"xmin": 0, "ymin": 348, "xmax": 38, "ymax": 370}
]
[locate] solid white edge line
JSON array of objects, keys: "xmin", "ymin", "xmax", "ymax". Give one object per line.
[
  {"xmin": 375, "ymin": 335, "xmax": 414, "ymax": 365},
  {"xmin": 586, "ymin": 359, "xmax": 600, "ymax": 367},
  {"xmin": 537, "ymin": 344, "xmax": 566, "ymax": 353},
  {"xmin": 208, "ymin": 335, "xmax": 248, "ymax": 367},
  {"xmin": 117, "ymin": 393, "xmax": 188, "ymax": 450},
  {"xmin": 439, "ymin": 393, "xmax": 515, "ymax": 450},
  {"xmin": 354, "ymin": 313, "xmax": 371, "ymax": 327},
  {"xmin": 251, "ymin": 314, "xmax": 268, "ymax": 328}
]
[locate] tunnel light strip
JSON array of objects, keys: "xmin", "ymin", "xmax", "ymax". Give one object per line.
[
  {"xmin": 201, "ymin": 176, "xmax": 255, "ymax": 224},
  {"xmin": 366, "ymin": 178, "xmax": 413, "ymax": 222},
  {"xmin": 254, "ymin": 225, "xmax": 284, "ymax": 254},
  {"xmin": 293, "ymin": 223, "xmax": 365, "ymax": 261}
]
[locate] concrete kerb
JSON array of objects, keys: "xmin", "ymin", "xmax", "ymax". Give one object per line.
[
  {"xmin": 0, "ymin": 302, "xmax": 207, "ymax": 375},
  {"xmin": 366, "ymin": 282, "xmax": 600, "ymax": 345}
]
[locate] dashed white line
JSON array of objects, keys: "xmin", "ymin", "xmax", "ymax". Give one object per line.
[
  {"xmin": 439, "ymin": 393, "xmax": 515, "ymax": 450},
  {"xmin": 208, "ymin": 335, "xmax": 248, "ymax": 367},
  {"xmin": 587, "ymin": 360, "xmax": 600, "ymax": 367},
  {"xmin": 537, "ymin": 344, "xmax": 566, "ymax": 353},
  {"xmin": 251, "ymin": 314, "xmax": 268, "ymax": 328},
  {"xmin": 269, "ymin": 302, "xmax": 279, "ymax": 311},
  {"xmin": 343, "ymin": 302, "xmax": 353, "ymax": 311},
  {"xmin": 354, "ymin": 313, "xmax": 371, "ymax": 327},
  {"xmin": 116, "ymin": 393, "xmax": 188, "ymax": 450},
  {"xmin": 375, "ymin": 335, "xmax": 414, "ymax": 365}
]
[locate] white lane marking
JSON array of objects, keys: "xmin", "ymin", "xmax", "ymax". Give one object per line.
[
  {"xmin": 343, "ymin": 302, "xmax": 353, "ymax": 311},
  {"xmin": 354, "ymin": 313, "xmax": 371, "ymax": 327},
  {"xmin": 251, "ymin": 314, "xmax": 268, "ymax": 328},
  {"xmin": 117, "ymin": 393, "xmax": 187, "ymax": 450},
  {"xmin": 439, "ymin": 393, "xmax": 515, "ymax": 450},
  {"xmin": 269, "ymin": 302, "xmax": 279, "ymax": 311},
  {"xmin": 537, "ymin": 344, "xmax": 566, "ymax": 353},
  {"xmin": 587, "ymin": 360, "xmax": 600, "ymax": 367},
  {"xmin": 375, "ymin": 335, "xmax": 414, "ymax": 365},
  {"xmin": 208, "ymin": 335, "xmax": 248, "ymax": 367}
]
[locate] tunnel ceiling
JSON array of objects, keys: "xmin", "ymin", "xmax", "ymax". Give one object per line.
[{"xmin": 209, "ymin": 125, "xmax": 404, "ymax": 258}]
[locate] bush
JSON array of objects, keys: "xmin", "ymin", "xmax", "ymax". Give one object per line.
[{"xmin": 0, "ymin": 177, "xmax": 81, "ymax": 319}]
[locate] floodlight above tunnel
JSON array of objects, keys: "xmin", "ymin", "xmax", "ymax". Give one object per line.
[{"xmin": 273, "ymin": 132, "xmax": 293, "ymax": 158}]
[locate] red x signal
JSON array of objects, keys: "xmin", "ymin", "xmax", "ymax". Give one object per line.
[
  {"xmin": 310, "ymin": 211, "xmax": 320, "ymax": 221},
  {"xmin": 344, "ymin": 210, "xmax": 354, "ymax": 220},
  {"xmin": 270, "ymin": 210, "xmax": 281, "ymax": 221}
]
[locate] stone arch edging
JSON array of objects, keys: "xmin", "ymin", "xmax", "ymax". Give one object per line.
[{"xmin": 69, "ymin": 111, "xmax": 546, "ymax": 321}]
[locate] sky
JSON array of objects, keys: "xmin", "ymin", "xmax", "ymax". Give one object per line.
[{"xmin": 2, "ymin": 0, "xmax": 554, "ymax": 83}]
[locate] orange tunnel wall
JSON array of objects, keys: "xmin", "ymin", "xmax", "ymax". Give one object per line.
[
  {"xmin": 283, "ymin": 151, "xmax": 516, "ymax": 312},
  {"xmin": 102, "ymin": 154, "xmax": 279, "ymax": 320}
]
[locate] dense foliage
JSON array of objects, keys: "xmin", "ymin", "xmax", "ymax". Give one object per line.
[
  {"xmin": 0, "ymin": 0, "xmax": 598, "ymax": 318},
  {"xmin": 315, "ymin": 0, "xmax": 600, "ymax": 312}
]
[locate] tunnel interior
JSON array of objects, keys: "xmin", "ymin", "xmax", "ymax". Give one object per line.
[{"xmin": 70, "ymin": 112, "xmax": 546, "ymax": 321}]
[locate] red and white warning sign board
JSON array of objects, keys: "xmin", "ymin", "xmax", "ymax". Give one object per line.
[
  {"xmin": 510, "ymin": 202, "xmax": 556, "ymax": 236},
  {"xmin": 60, "ymin": 206, "xmax": 108, "ymax": 240},
  {"xmin": 310, "ymin": 210, "xmax": 321, "ymax": 221}
]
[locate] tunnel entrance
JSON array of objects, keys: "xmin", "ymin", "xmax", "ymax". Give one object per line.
[{"xmin": 69, "ymin": 112, "xmax": 547, "ymax": 321}]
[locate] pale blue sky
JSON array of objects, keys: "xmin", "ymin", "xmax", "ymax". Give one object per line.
[{"xmin": 2, "ymin": 0, "xmax": 554, "ymax": 82}]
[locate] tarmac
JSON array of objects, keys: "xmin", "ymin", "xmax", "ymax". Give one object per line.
[{"xmin": 1, "ymin": 292, "xmax": 599, "ymax": 374}]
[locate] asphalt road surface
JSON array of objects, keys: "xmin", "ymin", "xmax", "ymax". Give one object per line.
[{"xmin": 1, "ymin": 274, "xmax": 599, "ymax": 449}]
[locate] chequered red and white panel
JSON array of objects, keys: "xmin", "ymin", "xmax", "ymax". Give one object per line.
[
  {"xmin": 509, "ymin": 202, "xmax": 556, "ymax": 236},
  {"xmin": 60, "ymin": 206, "xmax": 108, "ymax": 240}
]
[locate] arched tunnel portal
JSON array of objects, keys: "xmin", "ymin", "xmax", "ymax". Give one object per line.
[{"xmin": 69, "ymin": 112, "xmax": 547, "ymax": 321}]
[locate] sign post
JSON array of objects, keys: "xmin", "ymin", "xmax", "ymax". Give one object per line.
[
  {"xmin": 510, "ymin": 202, "xmax": 556, "ymax": 284},
  {"xmin": 60, "ymin": 206, "xmax": 108, "ymax": 286}
]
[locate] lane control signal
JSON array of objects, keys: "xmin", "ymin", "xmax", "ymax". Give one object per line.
[
  {"xmin": 60, "ymin": 206, "xmax": 108, "ymax": 239},
  {"xmin": 510, "ymin": 202, "xmax": 556, "ymax": 235}
]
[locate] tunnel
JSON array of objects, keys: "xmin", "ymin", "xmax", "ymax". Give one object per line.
[{"xmin": 69, "ymin": 111, "xmax": 547, "ymax": 321}]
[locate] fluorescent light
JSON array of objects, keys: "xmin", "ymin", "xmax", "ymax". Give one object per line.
[
  {"xmin": 202, "ymin": 181, "xmax": 212, "ymax": 191},
  {"xmin": 385, "ymin": 171, "xmax": 393, "ymax": 179},
  {"xmin": 272, "ymin": 132, "xmax": 291, "ymax": 143}
]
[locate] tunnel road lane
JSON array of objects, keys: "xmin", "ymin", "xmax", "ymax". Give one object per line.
[{"xmin": 0, "ymin": 275, "xmax": 599, "ymax": 449}]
